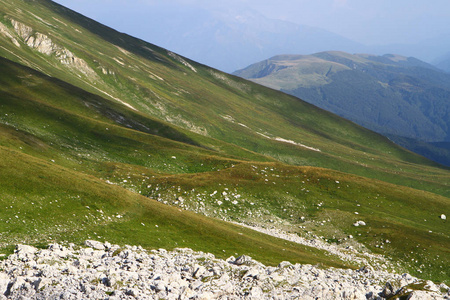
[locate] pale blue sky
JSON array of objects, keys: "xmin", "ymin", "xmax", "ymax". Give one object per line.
[{"xmin": 53, "ymin": 0, "xmax": 450, "ymax": 46}]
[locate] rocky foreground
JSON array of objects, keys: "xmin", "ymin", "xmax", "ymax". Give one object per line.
[{"xmin": 0, "ymin": 240, "xmax": 448, "ymax": 300}]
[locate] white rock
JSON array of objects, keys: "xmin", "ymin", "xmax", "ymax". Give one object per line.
[
  {"xmin": 249, "ymin": 286, "xmax": 264, "ymax": 297},
  {"xmin": 270, "ymin": 273, "xmax": 285, "ymax": 282},
  {"xmin": 353, "ymin": 220, "xmax": 366, "ymax": 227},
  {"xmin": 0, "ymin": 273, "xmax": 10, "ymax": 295},
  {"xmin": 220, "ymin": 281, "xmax": 234, "ymax": 294},
  {"xmin": 244, "ymin": 268, "xmax": 260, "ymax": 279},
  {"xmin": 198, "ymin": 292, "xmax": 214, "ymax": 300},
  {"xmin": 16, "ymin": 244, "xmax": 38, "ymax": 255},
  {"xmin": 211, "ymin": 267, "xmax": 222, "ymax": 276},
  {"xmin": 0, "ymin": 240, "xmax": 447, "ymax": 300},
  {"xmin": 425, "ymin": 280, "xmax": 440, "ymax": 292},
  {"xmin": 84, "ymin": 240, "xmax": 105, "ymax": 250},
  {"xmin": 407, "ymin": 290, "xmax": 438, "ymax": 300},
  {"xmin": 10, "ymin": 277, "xmax": 26, "ymax": 292},
  {"xmin": 182, "ymin": 287, "xmax": 198, "ymax": 298},
  {"xmin": 154, "ymin": 282, "xmax": 166, "ymax": 293},
  {"xmin": 193, "ymin": 266, "xmax": 207, "ymax": 278},
  {"xmin": 440, "ymin": 214, "xmax": 446, "ymax": 220}
]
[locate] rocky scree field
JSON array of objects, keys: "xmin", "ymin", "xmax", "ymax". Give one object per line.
[{"xmin": 0, "ymin": 241, "xmax": 448, "ymax": 299}]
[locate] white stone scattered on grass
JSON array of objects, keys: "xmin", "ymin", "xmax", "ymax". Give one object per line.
[{"xmin": 353, "ymin": 220, "xmax": 366, "ymax": 227}]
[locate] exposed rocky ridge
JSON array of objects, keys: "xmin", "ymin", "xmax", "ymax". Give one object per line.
[
  {"xmin": 0, "ymin": 22, "xmax": 20, "ymax": 47},
  {"xmin": 0, "ymin": 241, "xmax": 448, "ymax": 300},
  {"xmin": 0, "ymin": 18, "xmax": 97, "ymax": 77}
]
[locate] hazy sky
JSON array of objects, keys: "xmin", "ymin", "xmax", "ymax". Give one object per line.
[
  {"xmin": 53, "ymin": 0, "xmax": 450, "ymax": 46},
  {"xmin": 254, "ymin": 0, "xmax": 450, "ymax": 45}
]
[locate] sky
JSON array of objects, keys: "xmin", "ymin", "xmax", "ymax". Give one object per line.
[
  {"xmin": 52, "ymin": 0, "xmax": 450, "ymax": 46},
  {"xmin": 253, "ymin": 0, "xmax": 450, "ymax": 45}
]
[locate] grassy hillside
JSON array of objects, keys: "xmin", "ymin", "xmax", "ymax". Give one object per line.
[
  {"xmin": 1, "ymin": 57, "xmax": 448, "ymax": 281},
  {"xmin": 0, "ymin": 57, "xmax": 352, "ymax": 269},
  {"xmin": 234, "ymin": 52, "xmax": 450, "ymax": 166},
  {"xmin": 1, "ymin": 146, "xmax": 355, "ymax": 268},
  {"xmin": 0, "ymin": 0, "xmax": 448, "ymax": 283},
  {"xmin": 0, "ymin": 0, "xmax": 448, "ymax": 197}
]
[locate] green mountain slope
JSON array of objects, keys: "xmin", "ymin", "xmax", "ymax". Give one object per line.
[
  {"xmin": 0, "ymin": 0, "xmax": 449, "ymax": 282},
  {"xmin": 0, "ymin": 56, "xmax": 350, "ymax": 268},
  {"xmin": 234, "ymin": 52, "xmax": 450, "ymax": 166},
  {"xmin": 0, "ymin": 1, "xmax": 448, "ymax": 195},
  {"xmin": 1, "ymin": 57, "xmax": 449, "ymax": 282}
]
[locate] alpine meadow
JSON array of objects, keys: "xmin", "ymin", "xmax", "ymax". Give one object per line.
[{"xmin": 0, "ymin": 0, "xmax": 449, "ymax": 298}]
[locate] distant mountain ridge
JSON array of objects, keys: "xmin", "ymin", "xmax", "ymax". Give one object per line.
[
  {"xmin": 234, "ymin": 51, "xmax": 450, "ymax": 165},
  {"xmin": 134, "ymin": 7, "xmax": 365, "ymax": 73},
  {"xmin": 53, "ymin": 1, "xmax": 450, "ymax": 73},
  {"xmin": 435, "ymin": 51, "xmax": 450, "ymax": 73}
]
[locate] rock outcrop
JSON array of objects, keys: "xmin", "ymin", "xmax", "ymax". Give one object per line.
[
  {"xmin": 8, "ymin": 19, "xmax": 97, "ymax": 78},
  {"xmin": 0, "ymin": 241, "xmax": 448, "ymax": 299},
  {"xmin": 0, "ymin": 22, "xmax": 20, "ymax": 47}
]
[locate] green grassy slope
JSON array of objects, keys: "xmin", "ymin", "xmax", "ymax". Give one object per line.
[
  {"xmin": 0, "ymin": 42, "xmax": 449, "ymax": 283},
  {"xmin": 0, "ymin": 57, "xmax": 351, "ymax": 268},
  {"xmin": 1, "ymin": 146, "xmax": 351, "ymax": 268},
  {"xmin": 0, "ymin": 0, "xmax": 448, "ymax": 197},
  {"xmin": 0, "ymin": 0, "xmax": 448, "ymax": 283},
  {"xmin": 157, "ymin": 168, "xmax": 449, "ymax": 282}
]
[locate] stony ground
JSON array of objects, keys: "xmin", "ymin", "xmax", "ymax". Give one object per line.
[{"xmin": 0, "ymin": 240, "xmax": 448, "ymax": 299}]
